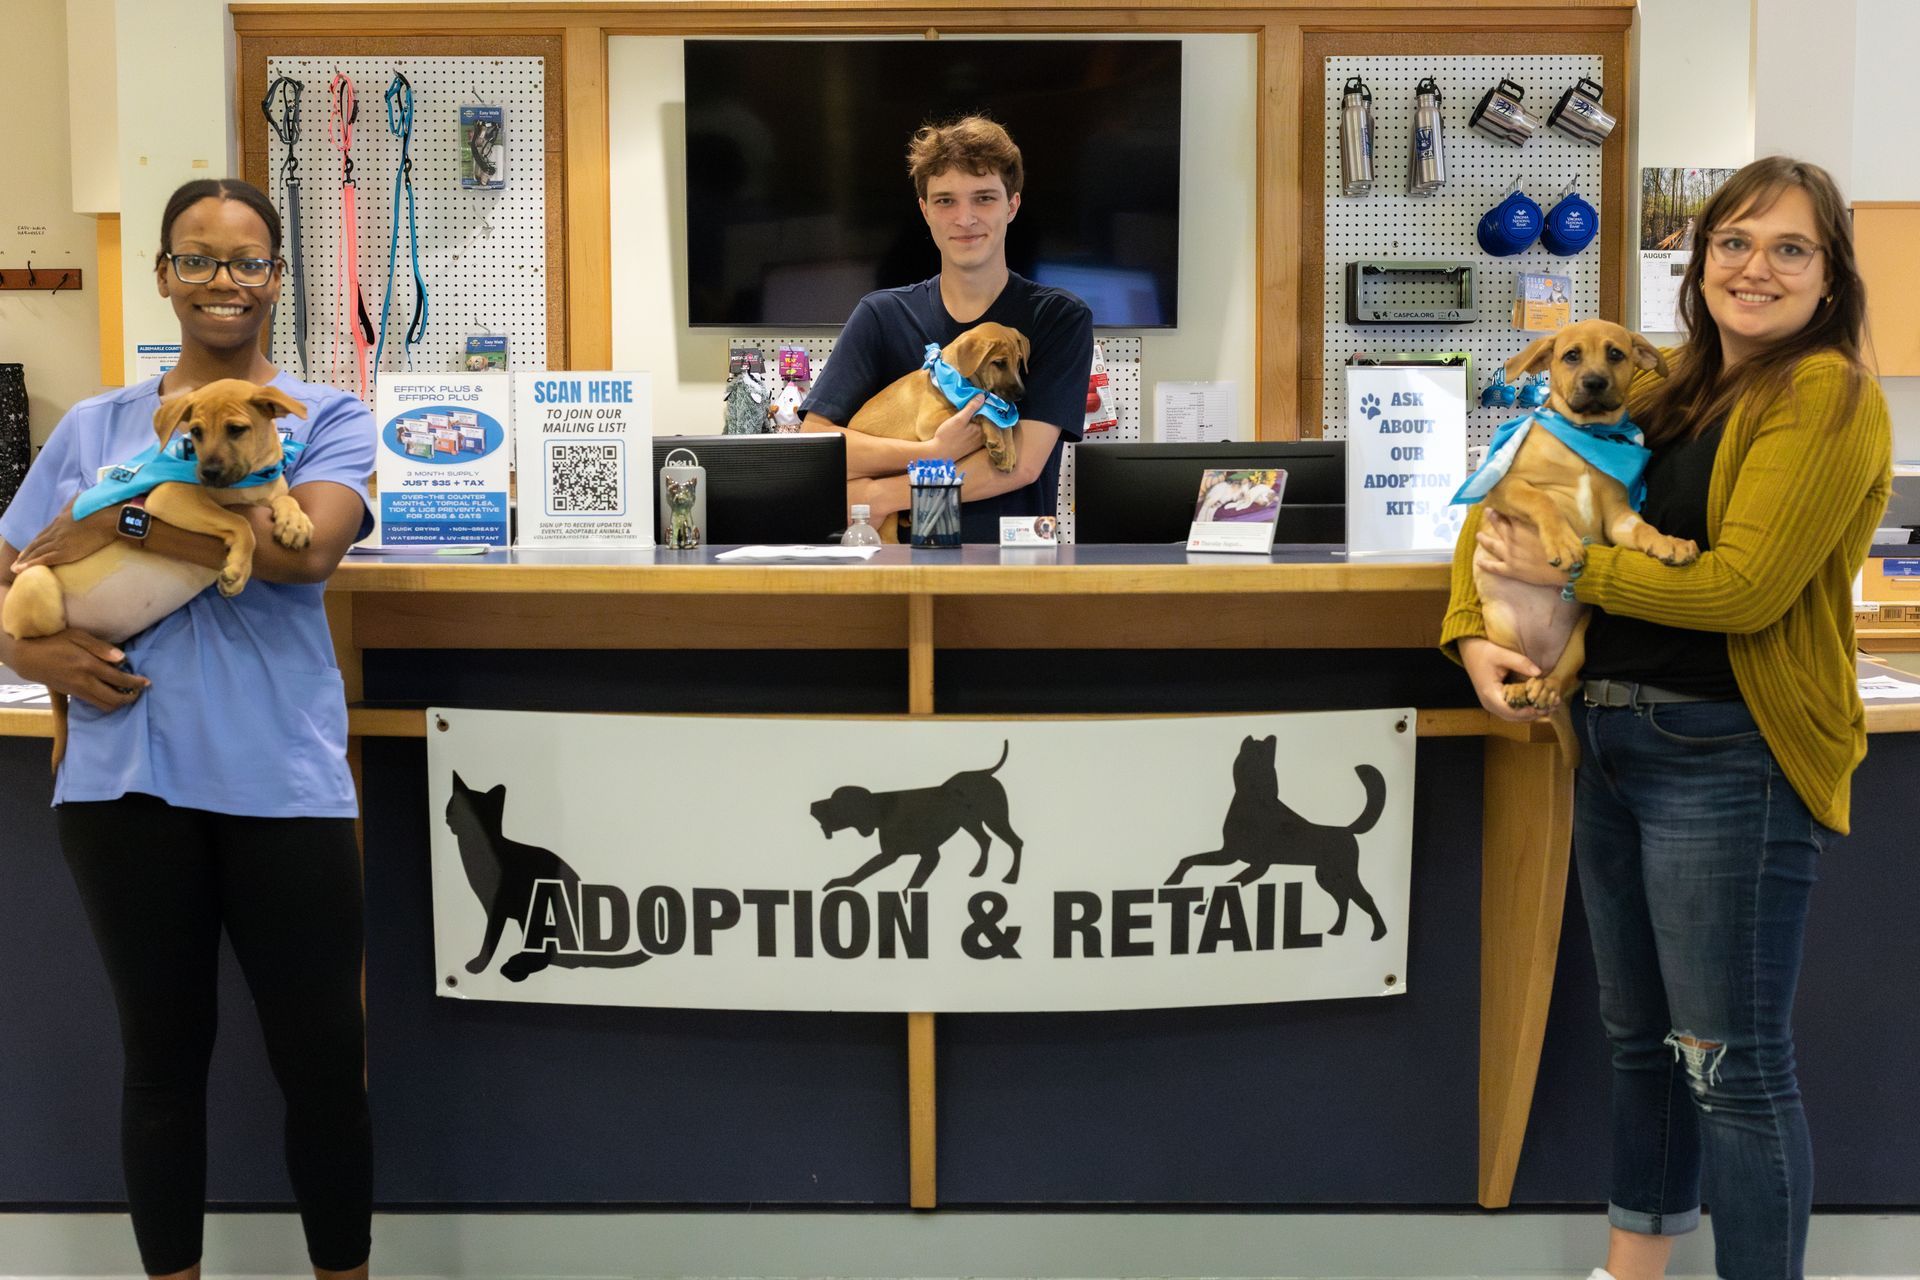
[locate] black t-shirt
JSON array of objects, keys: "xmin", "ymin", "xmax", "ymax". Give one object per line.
[
  {"xmin": 802, "ymin": 273, "xmax": 1094, "ymax": 543},
  {"xmin": 1582, "ymin": 416, "xmax": 1740, "ymax": 697}
]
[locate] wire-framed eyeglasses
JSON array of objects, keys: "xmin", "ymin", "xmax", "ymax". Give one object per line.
[
  {"xmin": 166, "ymin": 253, "xmax": 280, "ymax": 288},
  {"xmin": 1704, "ymin": 233, "xmax": 1825, "ymax": 276}
]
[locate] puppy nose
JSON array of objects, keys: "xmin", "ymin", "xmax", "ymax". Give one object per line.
[{"xmin": 1580, "ymin": 373, "xmax": 1610, "ymax": 392}]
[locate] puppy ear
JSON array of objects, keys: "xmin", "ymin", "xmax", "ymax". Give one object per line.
[
  {"xmin": 1505, "ymin": 335, "xmax": 1558, "ymax": 380},
  {"xmin": 949, "ymin": 329, "xmax": 993, "ymax": 381},
  {"xmin": 153, "ymin": 393, "xmax": 194, "ymax": 447},
  {"xmin": 250, "ymin": 383, "xmax": 309, "ymax": 422},
  {"xmin": 1016, "ymin": 329, "xmax": 1031, "ymax": 373},
  {"xmin": 1630, "ymin": 334, "xmax": 1668, "ymax": 376}
]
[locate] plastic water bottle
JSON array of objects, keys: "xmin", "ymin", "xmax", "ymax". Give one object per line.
[{"xmin": 841, "ymin": 503, "xmax": 882, "ymax": 547}]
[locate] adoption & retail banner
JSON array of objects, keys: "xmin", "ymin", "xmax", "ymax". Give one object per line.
[{"xmin": 427, "ymin": 709, "xmax": 1415, "ymax": 1013}]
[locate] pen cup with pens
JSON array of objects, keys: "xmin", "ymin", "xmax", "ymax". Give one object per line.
[{"xmin": 908, "ymin": 459, "xmax": 962, "ymax": 548}]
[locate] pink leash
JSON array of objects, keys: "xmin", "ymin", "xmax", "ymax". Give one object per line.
[{"xmin": 329, "ymin": 72, "xmax": 376, "ymax": 400}]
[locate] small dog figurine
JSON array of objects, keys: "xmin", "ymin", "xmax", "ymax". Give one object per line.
[
  {"xmin": 1, "ymin": 378, "xmax": 315, "ymax": 768},
  {"xmin": 1460, "ymin": 319, "xmax": 1700, "ymax": 756},
  {"xmin": 809, "ymin": 740, "xmax": 1024, "ymax": 890},
  {"xmin": 664, "ymin": 475, "xmax": 700, "ymax": 548},
  {"xmin": 846, "ymin": 323, "xmax": 1029, "ymax": 541},
  {"xmin": 1165, "ymin": 735, "xmax": 1389, "ymax": 941}
]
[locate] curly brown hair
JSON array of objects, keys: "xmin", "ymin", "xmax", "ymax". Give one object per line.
[{"xmin": 906, "ymin": 116, "xmax": 1024, "ymax": 201}]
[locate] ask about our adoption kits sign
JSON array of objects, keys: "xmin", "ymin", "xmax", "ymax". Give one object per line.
[{"xmin": 427, "ymin": 710, "xmax": 1415, "ymax": 1013}]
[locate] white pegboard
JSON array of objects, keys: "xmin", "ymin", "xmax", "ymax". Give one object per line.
[
  {"xmin": 1322, "ymin": 55, "xmax": 1606, "ymax": 452},
  {"xmin": 264, "ymin": 57, "xmax": 546, "ymax": 397},
  {"xmin": 730, "ymin": 333, "xmax": 1142, "ymax": 544}
]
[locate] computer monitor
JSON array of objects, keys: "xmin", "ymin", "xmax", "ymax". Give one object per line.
[
  {"xmin": 1073, "ymin": 441, "xmax": 1346, "ymax": 545},
  {"xmin": 650, "ymin": 434, "xmax": 848, "ymax": 545}
]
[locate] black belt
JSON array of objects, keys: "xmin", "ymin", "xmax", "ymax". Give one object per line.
[{"xmin": 1583, "ymin": 677, "xmax": 1717, "ymax": 707}]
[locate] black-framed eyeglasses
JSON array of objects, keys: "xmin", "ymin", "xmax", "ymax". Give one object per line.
[
  {"xmin": 1704, "ymin": 233, "xmax": 1825, "ymax": 277},
  {"xmin": 166, "ymin": 253, "xmax": 279, "ymax": 287}
]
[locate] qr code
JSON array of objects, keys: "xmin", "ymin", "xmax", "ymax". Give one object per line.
[{"xmin": 546, "ymin": 441, "xmax": 624, "ymax": 515}]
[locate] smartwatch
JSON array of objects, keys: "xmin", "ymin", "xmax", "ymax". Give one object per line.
[{"xmin": 116, "ymin": 501, "xmax": 152, "ymax": 541}]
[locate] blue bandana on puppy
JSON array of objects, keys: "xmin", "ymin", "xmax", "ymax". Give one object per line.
[
  {"xmin": 73, "ymin": 436, "xmax": 306, "ymax": 521},
  {"xmin": 923, "ymin": 343, "xmax": 1021, "ymax": 431},
  {"xmin": 1451, "ymin": 407, "xmax": 1649, "ymax": 511}
]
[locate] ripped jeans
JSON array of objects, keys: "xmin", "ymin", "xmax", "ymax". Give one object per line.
[{"xmin": 1574, "ymin": 698, "xmax": 1827, "ymax": 1280}]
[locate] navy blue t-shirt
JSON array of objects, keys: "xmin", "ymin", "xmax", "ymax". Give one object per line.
[{"xmin": 803, "ymin": 273, "xmax": 1094, "ymax": 543}]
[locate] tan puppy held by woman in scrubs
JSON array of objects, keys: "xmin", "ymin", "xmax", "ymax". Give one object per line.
[{"xmin": 2, "ymin": 378, "xmax": 314, "ymax": 765}]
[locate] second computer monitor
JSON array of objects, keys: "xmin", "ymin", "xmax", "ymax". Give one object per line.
[
  {"xmin": 1073, "ymin": 441, "xmax": 1346, "ymax": 545},
  {"xmin": 650, "ymin": 433, "xmax": 848, "ymax": 546}
]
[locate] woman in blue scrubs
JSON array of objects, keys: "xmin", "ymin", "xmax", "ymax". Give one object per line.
[{"xmin": 0, "ymin": 179, "xmax": 375, "ymax": 1280}]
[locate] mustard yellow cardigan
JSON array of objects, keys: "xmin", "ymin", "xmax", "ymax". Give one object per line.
[{"xmin": 1440, "ymin": 351, "xmax": 1893, "ymax": 833}]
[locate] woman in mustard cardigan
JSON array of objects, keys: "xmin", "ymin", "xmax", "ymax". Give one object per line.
[{"xmin": 1446, "ymin": 157, "xmax": 1891, "ymax": 1280}]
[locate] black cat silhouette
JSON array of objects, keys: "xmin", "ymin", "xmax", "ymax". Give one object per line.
[
  {"xmin": 1164, "ymin": 736, "xmax": 1390, "ymax": 941},
  {"xmin": 445, "ymin": 771, "xmax": 650, "ymax": 982}
]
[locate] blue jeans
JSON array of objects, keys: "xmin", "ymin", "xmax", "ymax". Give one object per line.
[{"xmin": 1574, "ymin": 697, "xmax": 1828, "ymax": 1280}]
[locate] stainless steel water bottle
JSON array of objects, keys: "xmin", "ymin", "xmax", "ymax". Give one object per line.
[
  {"xmin": 1408, "ymin": 77, "xmax": 1446, "ymax": 197},
  {"xmin": 1340, "ymin": 76, "xmax": 1374, "ymax": 197}
]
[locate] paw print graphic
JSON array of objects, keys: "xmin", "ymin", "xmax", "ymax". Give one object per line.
[
  {"xmin": 1359, "ymin": 393, "xmax": 1382, "ymax": 420},
  {"xmin": 1432, "ymin": 506, "xmax": 1464, "ymax": 541}
]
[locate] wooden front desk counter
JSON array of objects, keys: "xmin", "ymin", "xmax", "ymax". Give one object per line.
[{"xmin": 6, "ymin": 545, "xmax": 1914, "ymax": 1210}]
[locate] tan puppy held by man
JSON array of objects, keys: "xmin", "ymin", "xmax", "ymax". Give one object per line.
[
  {"xmin": 1, "ymin": 378, "xmax": 314, "ymax": 766},
  {"xmin": 1471, "ymin": 319, "xmax": 1699, "ymax": 756},
  {"xmin": 842, "ymin": 322, "xmax": 1029, "ymax": 543}
]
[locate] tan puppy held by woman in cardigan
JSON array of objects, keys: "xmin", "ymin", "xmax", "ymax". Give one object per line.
[{"xmin": 1470, "ymin": 320, "xmax": 1700, "ymax": 757}]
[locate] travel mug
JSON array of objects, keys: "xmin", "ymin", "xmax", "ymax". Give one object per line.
[
  {"xmin": 1470, "ymin": 79, "xmax": 1537, "ymax": 146},
  {"xmin": 1548, "ymin": 77, "xmax": 1616, "ymax": 145}
]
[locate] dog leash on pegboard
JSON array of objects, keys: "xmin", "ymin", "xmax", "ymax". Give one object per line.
[
  {"xmin": 0, "ymin": 364, "xmax": 29, "ymax": 516},
  {"xmin": 377, "ymin": 72, "xmax": 427, "ymax": 374},
  {"xmin": 261, "ymin": 75, "xmax": 308, "ymax": 381},
  {"xmin": 328, "ymin": 70, "xmax": 376, "ymax": 400}
]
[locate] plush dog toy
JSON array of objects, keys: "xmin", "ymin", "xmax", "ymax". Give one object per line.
[
  {"xmin": 845, "ymin": 322, "xmax": 1029, "ymax": 541},
  {"xmin": 2, "ymin": 378, "xmax": 315, "ymax": 767},
  {"xmin": 1452, "ymin": 318, "xmax": 1699, "ymax": 760}
]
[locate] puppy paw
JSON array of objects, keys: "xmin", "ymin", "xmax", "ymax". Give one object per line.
[
  {"xmin": 272, "ymin": 506, "xmax": 314, "ymax": 550},
  {"xmin": 217, "ymin": 563, "xmax": 250, "ymax": 597},
  {"xmin": 1507, "ymin": 678, "xmax": 1558, "ymax": 710},
  {"xmin": 1649, "ymin": 535, "xmax": 1699, "ymax": 566},
  {"xmin": 1541, "ymin": 531, "xmax": 1589, "ymax": 572}
]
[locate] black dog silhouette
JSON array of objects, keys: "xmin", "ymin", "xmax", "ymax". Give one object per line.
[
  {"xmin": 1165, "ymin": 736, "xmax": 1390, "ymax": 941},
  {"xmin": 445, "ymin": 772, "xmax": 650, "ymax": 981},
  {"xmin": 809, "ymin": 741, "xmax": 1024, "ymax": 890}
]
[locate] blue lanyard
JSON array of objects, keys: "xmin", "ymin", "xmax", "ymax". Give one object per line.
[
  {"xmin": 376, "ymin": 73, "xmax": 427, "ymax": 373},
  {"xmin": 261, "ymin": 76, "xmax": 307, "ymax": 380}
]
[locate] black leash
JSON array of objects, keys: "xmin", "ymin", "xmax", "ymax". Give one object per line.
[{"xmin": 261, "ymin": 75, "xmax": 307, "ymax": 379}]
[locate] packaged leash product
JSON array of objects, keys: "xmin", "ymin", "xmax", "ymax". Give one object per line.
[{"xmin": 461, "ymin": 104, "xmax": 505, "ymax": 190}]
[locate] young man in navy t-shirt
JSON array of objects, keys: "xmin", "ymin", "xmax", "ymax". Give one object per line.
[{"xmin": 802, "ymin": 117, "xmax": 1094, "ymax": 543}]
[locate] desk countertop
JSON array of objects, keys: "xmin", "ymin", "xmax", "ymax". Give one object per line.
[{"xmin": 333, "ymin": 544, "xmax": 1459, "ymax": 594}]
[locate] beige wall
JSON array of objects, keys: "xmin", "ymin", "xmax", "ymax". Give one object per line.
[
  {"xmin": 1, "ymin": 0, "xmax": 103, "ymax": 447},
  {"xmin": 609, "ymin": 33, "xmax": 1258, "ymax": 440},
  {"xmin": 1633, "ymin": 0, "xmax": 1919, "ymax": 459},
  {"xmin": 109, "ymin": 0, "xmax": 237, "ymax": 382}
]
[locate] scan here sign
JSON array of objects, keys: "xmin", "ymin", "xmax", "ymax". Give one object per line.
[{"xmin": 426, "ymin": 709, "xmax": 1414, "ymax": 1012}]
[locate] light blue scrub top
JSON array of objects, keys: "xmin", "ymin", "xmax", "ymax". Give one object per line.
[{"xmin": 0, "ymin": 374, "xmax": 375, "ymax": 818}]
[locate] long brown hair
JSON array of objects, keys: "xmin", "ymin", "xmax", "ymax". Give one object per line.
[{"xmin": 1630, "ymin": 156, "xmax": 1867, "ymax": 447}]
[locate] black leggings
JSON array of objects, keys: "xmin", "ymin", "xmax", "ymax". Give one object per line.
[{"xmin": 58, "ymin": 795, "xmax": 372, "ymax": 1275}]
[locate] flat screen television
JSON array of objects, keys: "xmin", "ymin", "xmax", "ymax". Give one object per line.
[
  {"xmin": 684, "ymin": 39, "xmax": 1182, "ymax": 329},
  {"xmin": 1073, "ymin": 442, "xmax": 1347, "ymax": 545},
  {"xmin": 650, "ymin": 434, "xmax": 849, "ymax": 545}
]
